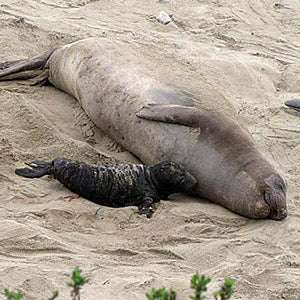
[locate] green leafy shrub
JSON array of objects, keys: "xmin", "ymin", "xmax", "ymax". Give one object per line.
[
  {"xmin": 190, "ymin": 272, "xmax": 211, "ymax": 300},
  {"xmin": 67, "ymin": 266, "xmax": 88, "ymax": 300},
  {"xmin": 146, "ymin": 273, "xmax": 234, "ymax": 300},
  {"xmin": 4, "ymin": 289, "xmax": 23, "ymax": 300},
  {"xmin": 213, "ymin": 277, "xmax": 235, "ymax": 300},
  {"xmin": 4, "ymin": 267, "xmax": 87, "ymax": 300},
  {"xmin": 3, "ymin": 268, "xmax": 234, "ymax": 300},
  {"xmin": 146, "ymin": 287, "xmax": 177, "ymax": 300}
]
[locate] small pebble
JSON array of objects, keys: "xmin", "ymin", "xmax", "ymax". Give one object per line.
[
  {"xmin": 156, "ymin": 11, "xmax": 172, "ymax": 25},
  {"xmin": 85, "ymin": 128, "xmax": 94, "ymax": 137},
  {"xmin": 170, "ymin": 42, "xmax": 182, "ymax": 49}
]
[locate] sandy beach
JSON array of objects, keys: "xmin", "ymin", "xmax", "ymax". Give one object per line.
[{"xmin": 0, "ymin": 0, "xmax": 299, "ymax": 299}]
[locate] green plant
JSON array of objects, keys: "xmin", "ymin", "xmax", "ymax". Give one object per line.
[
  {"xmin": 190, "ymin": 272, "xmax": 211, "ymax": 300},
  {"xmin": 4, "ymin": 289, "xmax": 23, "ymax": 300},
  {"xmin": 4, "ymin": 288, "xmax": 59, "ymax": 300},
  {"xmin": 146, "ymin": 272, "xmax": 234, "ymax": 300},
  {"xmin": 4, "ymin": 269, "xmax": 234, "ymax": 300},
  {"xmin": 4, "ymin": 267, "xmax": 87, "ymax": 300},
  {"xmin": 67, "ymin": 266, "xmax": 88, "ymax": 300},
  {"xmin": 213, "ymin": 277, "xmax": 235, "ymax": 300},
  {"xmin": 146, "ymin": 287, "xmax": 177, "ymax": 300}
]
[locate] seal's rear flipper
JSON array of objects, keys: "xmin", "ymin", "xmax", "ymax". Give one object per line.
[
  {"xmin": 0, "ymin": 48, "xmax": 58, "ymax": 83},
  {"xmin": 136, "ymin": 103, "xmax": 200, "ymax": 128},
  {"xmin": 15, "ymin": 167, "xmax": 50, "ymax": 178}
]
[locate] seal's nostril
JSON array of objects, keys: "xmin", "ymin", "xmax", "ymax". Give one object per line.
[
  {"xmin": 270, "ymin": 208, "xmax": 288, "ymax": 220},
  {"xmin": 280, "ymin": 209, "xmax": 288, "ymax": 219}
]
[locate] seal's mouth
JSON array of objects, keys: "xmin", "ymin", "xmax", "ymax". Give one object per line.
[{"xmin": 264, "ymin": 190, "xmax": 287, "ymax": 220}]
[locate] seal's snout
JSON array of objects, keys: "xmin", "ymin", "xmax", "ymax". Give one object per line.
[
  {"xmin": 272, "ymin": 208, "xmax": 288, "ymax": 220},
  {"xmin": 264, "ymin": 175, "xmax": 287, "ymax": 221},
  {"xmin": 268, "ymin": 205, "xmax": 288, "ymax": 220}
]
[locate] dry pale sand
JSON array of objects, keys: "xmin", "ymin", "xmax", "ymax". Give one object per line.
[{"xmin": 0, "ymin": 0, "xmax": 299, "ymax": 299}]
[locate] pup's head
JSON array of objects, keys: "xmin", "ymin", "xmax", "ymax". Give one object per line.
[{"xmin": 150, "ymin": 161, "xmax": 197, "ymax": 198}]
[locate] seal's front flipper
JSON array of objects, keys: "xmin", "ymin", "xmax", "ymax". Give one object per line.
[
  {"xmin": 138, "ymin": 197, "xmax": 154, "ymax": 218},
  {"xmin": 285, "ymin": 99, "xmax": 300, "ymax": 110},
  {"xmin": 15, "ymin": 167, "xmax": 50, "ymax": 178},
  {"xmin": 136, "ymin": 103, "xmax": 199, "ymax": 128}
]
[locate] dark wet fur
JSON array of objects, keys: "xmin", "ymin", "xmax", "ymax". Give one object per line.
[{"xmin": 15, "ymin": 158, "xmax": 197, "ymax": 218}]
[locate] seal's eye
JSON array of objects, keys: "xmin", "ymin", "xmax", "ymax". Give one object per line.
[{"xmin": 274, "ymin": 178, "xmax": 284, "ymax": 191}]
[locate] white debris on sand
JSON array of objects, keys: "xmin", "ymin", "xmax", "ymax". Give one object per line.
[{"xmin": 156, "ymin": 11, "xmax": 172, "ymax": 25}]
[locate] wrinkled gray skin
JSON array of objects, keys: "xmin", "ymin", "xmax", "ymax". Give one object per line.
[{"xmin": 0, "ymin": 38, "xmax": 287, "ymax": 220}]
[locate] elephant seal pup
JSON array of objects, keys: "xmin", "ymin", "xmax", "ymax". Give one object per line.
[
  {"xmin": 0, "ymin": 38, "xmax": 287, "ymax": 220},
  {"xmin": 15, "ymin": 158, "xmax": 197, "ymax": 218}
]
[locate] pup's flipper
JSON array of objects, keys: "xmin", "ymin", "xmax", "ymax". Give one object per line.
[
  {"xmin": 25, "ymin": 160, "xmax": 51, "ymax": 169},
  {"xmin": 15, "ymin": 167, "xmax": 50, "ymax": 178},
  {"xmin": 16, "ymin": 160, "xmax": 52, "ymax": 178},
  {"xmin": 138, "ymin": 197, "xmax": 155, "ymax": 218}
]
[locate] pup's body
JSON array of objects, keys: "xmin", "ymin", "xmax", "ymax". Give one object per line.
[{"xmin": 16, "ymin": 158, "xmax": 197, "ymax": 217}]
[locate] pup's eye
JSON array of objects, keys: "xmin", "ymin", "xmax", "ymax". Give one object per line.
[{"xmin": 179, "ymin": 174, "xmax": 185, "ymax": 183}]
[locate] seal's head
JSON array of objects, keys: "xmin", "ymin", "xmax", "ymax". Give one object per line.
[
  {"xmin": 232, "ymin": 164, "xmax": 288, "ymax": 221},
  {"xmin": 195, "ymin": 148, "xmax": 288, "ymax": 221},
  {"xmin": 263, "ymin": 174, "xmax": 287, "ymax": 220},
  {"xmin": 150, "ymin": 161, "xmax": 197, "ymax": 199}
]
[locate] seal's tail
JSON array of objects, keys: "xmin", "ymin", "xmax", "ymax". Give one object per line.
[
  {"xmin": 15, "ymin": 160, "xmax": 53, "ymax": 178},
  {"xmin": 0, "ymin": 48, "xmax": 58, "ymax": 85}
]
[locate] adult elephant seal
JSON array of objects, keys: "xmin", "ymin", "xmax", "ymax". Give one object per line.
[{"xmin": 0, "ymin": 38, "xmax": 287, "ymax": 220}]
